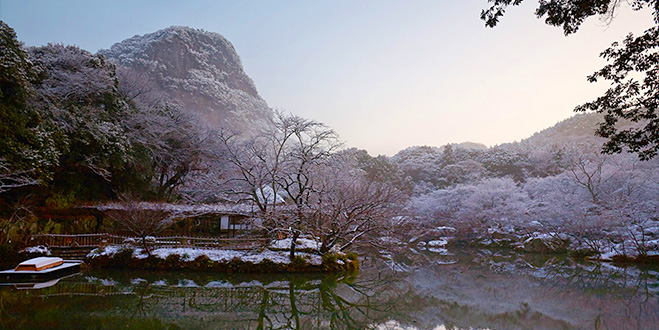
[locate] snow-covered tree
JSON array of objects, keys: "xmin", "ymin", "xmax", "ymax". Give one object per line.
[
  {"xmin": 303, "ymin": 157, "xmax": 403, "ymax": 254},
  {"xmin": 27, "ymin": 43, "xmax": 132, "ymax": 197},
  {"xmin": 0, "ymin": 21, "xmax": 57, "ymax": 184},
  {"xmin": 220, "ymin": 111, "xmax": 341, "ymax": 258}
]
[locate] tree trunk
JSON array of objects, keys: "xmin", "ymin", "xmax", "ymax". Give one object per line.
[
  {"xmin": 289, "ymin": 232, "xmax": 300, "ymax": 260},
  {"xmin": 142, "ymin": 236, "xmax": 151, "ymax": 256},
  {"xmin": 257, "ymin": 289, "xmax": 269, "ymax": 330},
  {"xmin": 289, "ymin": 281, "xmax": 300, "ymax": 329}
]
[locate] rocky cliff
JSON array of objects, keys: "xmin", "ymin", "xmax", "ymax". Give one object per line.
[{"xmin": 100, "ymin": 26, "xmax": 272, "ymax": 131}]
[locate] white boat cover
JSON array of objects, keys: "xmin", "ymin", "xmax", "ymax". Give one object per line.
[{"xmin": 15, "ymin": 257, "xmax": 64, "ymax": 272}]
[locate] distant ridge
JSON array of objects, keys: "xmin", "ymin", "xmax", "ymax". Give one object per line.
[{"xmin": 523, "ymin": 112, "xmax": 605, "ymax": 145}]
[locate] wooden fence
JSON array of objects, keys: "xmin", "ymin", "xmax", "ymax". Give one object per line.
[{"xmin": 30, "ymin": 234, "xmax": 269, "ymax": 251}]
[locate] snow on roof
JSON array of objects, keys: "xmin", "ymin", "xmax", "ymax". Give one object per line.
[
  {"xmin": 89, "ymin": 202, "xmax": 255, "ymax": 216},
  {"xmin": 256, "ymin": 186, "xmax": 285, "ymax": 204}
]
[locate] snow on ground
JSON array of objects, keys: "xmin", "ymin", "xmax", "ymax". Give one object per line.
[
  {"xmin": 596, "ymin": 249, "xmax": 618, "ymax": 262},
  {"xmin": 146, "ymin": 247, "xmax": 243, "ymax": 261},
  {"xmin": 20, "ymin": 245, "xmax": 51, "ymax": 255},
  {"xmin": 646, "ymin": 239, "xmax": 659, "ymax": 255},
  {"xmin": 269, "ymin": 238, "xmax": 320, "ymax": 251},
  {"xmin": 88, "ymin": 245, "xmax": 322, "ymax": 265},
  {"xmin": 379, "ymin": 236, "xmax": 405, "ymax": 245},
  {"xmin": 427, "ymin": 247, "xmax": 451, "ymax": 255},
  {"xmin": 88, "ymin": 245, "xmax": 125, "ymax": 258},
  {"xmin": 427, "ymin": 238, "xmax": 449, "ymax": 247}
]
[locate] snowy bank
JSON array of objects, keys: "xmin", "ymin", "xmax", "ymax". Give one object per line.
[
  {"xmin": 88, "ymin": 245, "xmax": 322, "ymax": 265},
  {"xmin": 269, "ymin": 238, "xmax": 320, "ymax": 252},
  {"xmin": 86, "ymin": 244, "xmax": 357, "ymax": 273},
  {"xmin": 19, "ymin": 245, "xmax": 51, "ymax": 256}
]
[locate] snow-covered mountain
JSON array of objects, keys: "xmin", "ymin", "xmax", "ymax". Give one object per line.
[{"xmin": 99, "ymin": 26, "xmax": 272, "ymax": 131}]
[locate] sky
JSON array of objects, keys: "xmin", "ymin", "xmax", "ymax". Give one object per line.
[{"xmin": 1, "ymin": 1, "xmax": 655, "ymax": 155}]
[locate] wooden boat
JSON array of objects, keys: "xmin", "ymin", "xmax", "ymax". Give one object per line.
[
  {"xmin": 15, "ymin": 257, "xmax": 64, "ymax": 271},
  {"xmin": 0, "ymin": 257, "xmax": 83, "ymax": 283}
]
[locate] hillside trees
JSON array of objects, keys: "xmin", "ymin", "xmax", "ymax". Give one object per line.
[
  {"xmin": 337, "ymin": 148, "xmax": 413, "ymax": 195},
  {"xmin": 116, "ymin": 67, "xmax": 208, "ymax": 200},
  {"xmin": 410, "ymin": 177, "xmax": 529, "ymax": 237},
  {"xmin": 27, "ymin": 43, "xmax": 132, "ymax": 198},
  {"xmin": 0, "ymin": 160, "xmax": 38, "ymax": 194},
  {"xmin": 2, "ymin": 20, "xmax": 210, "ymax": 203},
  {"xmin": 0, "ymin": 21, "xmax": 57, "ymax": 188},
  {"xmin": 409, "ymin": 141, "xmax": 659, "ymax": 254},
  {"xmin": 481, "ymin": 0, "xmax": 659, "ymax": 159}
]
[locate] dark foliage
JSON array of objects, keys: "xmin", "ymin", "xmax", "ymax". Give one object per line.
[
  {"xmin": 576, "ymin": 27, "xmax": 659, "ymax": 160},
  {"xmin": 482, "ymin": 0, "xmax": 658, "ymax": 35}
]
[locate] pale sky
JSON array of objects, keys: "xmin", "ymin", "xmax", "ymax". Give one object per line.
[{"xmin": 1, "ymin": 1, "xmax": 655, "ymax": 155}]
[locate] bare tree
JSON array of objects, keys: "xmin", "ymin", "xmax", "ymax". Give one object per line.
[
  {"xmin": 115, "ymin": 66, "xmax": 164, "ymax": 106},
  {"xmin": 124, "ymin": 100, "xmax": 208, "ymax": 199},
  {"xmin": 104, "ymin": 195, "xmax": 173, "ymax": 255},
  {"xmin": 567, "ymin": 150, "xmax": 610, "ymax": 204},
  {"xmin": 219, "ymin": 111, "xmax": 342, "ymax": 258},
  {"xmin": 0, "ymin": 196, "xmax": 35, "ymax": 245},
  {"xmin": 305, "ymin": 163, "xmax": 403, "ymax": 254},
  {"xmin": 0, "ymin": 159, "xmax": 39, "ymax": 194}
]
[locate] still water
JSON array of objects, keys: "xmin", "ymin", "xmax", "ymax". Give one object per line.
[{"xmin": 1, "ymin": 249, "xmax": 658, "ymax": 330}]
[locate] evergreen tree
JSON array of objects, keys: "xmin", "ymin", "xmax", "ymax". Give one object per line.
[{"xmin": 0, "ymin": 21, "xmax": 57, "ymax": 180}]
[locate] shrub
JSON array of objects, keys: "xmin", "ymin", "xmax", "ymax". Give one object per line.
[
  {"xmin": 113, "ymin": 247, "xmax": 135, "ymax": 265},
  {"xmin": 163, "ymin": 254, "xmax": 183, "ymax": 269},
  {"xmin": 322, "ymin": 253, "xmax": 338, "ymax": 264}
]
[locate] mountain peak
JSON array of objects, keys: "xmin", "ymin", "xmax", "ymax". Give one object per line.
[{"xmin": 99, "ymin": 26, "xmax": 271, "ymax": 130}]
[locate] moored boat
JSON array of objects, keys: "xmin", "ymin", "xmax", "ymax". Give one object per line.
[{"xmin": 0, "ymin": 257, "xmax": 83, "ymax": 283}]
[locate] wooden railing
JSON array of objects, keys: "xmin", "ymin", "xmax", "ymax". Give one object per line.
[{"xmin": 30, "ymin": 234, "xmax": 269, "ymax": 250}]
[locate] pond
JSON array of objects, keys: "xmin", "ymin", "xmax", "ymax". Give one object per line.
[{"xmin": 1, "ymin": 249, "xmax": 658, "ymax": 330}]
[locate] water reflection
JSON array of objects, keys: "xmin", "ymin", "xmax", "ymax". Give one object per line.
[
  {"xmin": 0, "ymin": 270, "xmax": 414, "ymax": 330},
  {"xmin": 1, "ymin": 250, "xmax": 658, "ymax": 330}
]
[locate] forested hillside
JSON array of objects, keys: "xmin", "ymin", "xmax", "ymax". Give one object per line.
[
  {"xmin": 1, "ymin": 22, "xmax": 221, "ymax": 207},
  {"xmin": 401, "ymin": 113, "xmax": 659, "ymax": 258}
]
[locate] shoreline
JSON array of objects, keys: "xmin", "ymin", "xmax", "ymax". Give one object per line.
[
  {"xmin": 86, "ymin": 245, "xmax": 360, "ymax": 273},
  {"xmin": 1, "ymin": 244, "xmax": 360, "ymax": 273}
]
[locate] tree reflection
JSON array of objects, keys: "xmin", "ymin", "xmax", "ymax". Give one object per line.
[
  {"xmin": 16, "ymin": 270, "xmax": 417, "ymax": 330},
  {"xmin": 2, "ymin": 257, "xmax": 659, "ymax": 330}
]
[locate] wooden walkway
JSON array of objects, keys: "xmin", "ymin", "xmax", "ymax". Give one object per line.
[{"xmin": 31, "ymin": 233, "xmax": 269, "ymax": 251}]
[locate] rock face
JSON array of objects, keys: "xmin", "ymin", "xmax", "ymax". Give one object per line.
[{"xmin": 99, "ymin": 26, "xmax": 272, "ymax": 131}]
